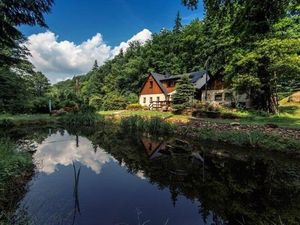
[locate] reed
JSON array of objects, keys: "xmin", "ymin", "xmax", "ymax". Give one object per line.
[{"xmin": 120, "ymin": 116, "xmax": 174, "ymax": 135}]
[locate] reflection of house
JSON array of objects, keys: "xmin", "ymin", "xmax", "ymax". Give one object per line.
[
  {"xmin": 141, "ymin": 137, "xmax": 166, "ymax": 159},
  {"xmin": 139, "ymin": 71, "xmax": 248, "ymax": 108}
]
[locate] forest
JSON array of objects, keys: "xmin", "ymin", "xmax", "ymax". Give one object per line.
[{"xmin": 0, "ymin": 0, "xmax": 300, "ymax": 114}]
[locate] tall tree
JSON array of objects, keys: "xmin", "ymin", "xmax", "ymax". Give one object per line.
[
  {"xmin": 92, "ymin": 60, "xmax": 99, "ymax": 70},
  {"xmin": 173, "ymin": 11, "xmax": 183, "ymax": 32},
  {"xmin": 172, "ymin": 75, "xmax": 195, "ymax": 110},
  {"xmin": 0, "ymin": 0, "xmax": 54, "ymax": 65}
]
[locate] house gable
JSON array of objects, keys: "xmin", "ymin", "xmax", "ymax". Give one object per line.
[{"xmin": 140, "ymin": 74, "xmax": 167, "ymax": 96}]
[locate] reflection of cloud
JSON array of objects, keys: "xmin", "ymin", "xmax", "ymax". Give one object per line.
[
  {"xmin": 135, "ymin": 170, "xmax": 146, "ymax": 180},
  {"xmin": 33, "ymin": 132, "xmax": 112, "ymax": 174}
]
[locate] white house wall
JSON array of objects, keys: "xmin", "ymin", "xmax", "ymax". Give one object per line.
[{"xmin": 139, "ymin": 94, "xmax": 167, "ymax": 106}]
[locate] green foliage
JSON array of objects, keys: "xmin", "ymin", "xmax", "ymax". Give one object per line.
[
  {"xmin": 0, "ymin": 138, "xmax": 32, "ymax": 188},
  {"xmin": 60, "ymin": 110, "xmax": 103, "ymax": 127},
  {"xmin": 101, "ymin": 92, "xmax": 128, "ymax": 110},
  {"xmin": 194, "ymin": 128, "xmax": 300, "ymax": 152},
  {"xmin": 0, "ymin": 0, "xmax": 53, "ymax": 65},
  {"xmin": 89, "ymin": 95, "xmax": 102, "ymax": 110},
  {"xmin": 120, "ymin": 116, "xmax": 174, "ymax": 135},
  {"xmin": 172, "ymin": 75, "xmax": 195, "ymax": 111}
]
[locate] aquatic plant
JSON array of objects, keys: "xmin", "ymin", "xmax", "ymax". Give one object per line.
[
  {"xmin": 60, "ymin": 110, "xmax": 104, "ymax": 126},
  {"xmin": 120, "ymin": 116, "xmax": 174, "ymax": 135},
  {"xmin": 192, "ymin": 127, "xmax": 300, "ymax": 152},
  {"xmin": 0, "ymin": 138, "xmax": 33, "ymax": 224}
]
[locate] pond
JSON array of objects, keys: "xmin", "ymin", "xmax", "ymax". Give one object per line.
[{"xmin": 1, "ymin": 125, "xmax": 300, "ymax": 225}]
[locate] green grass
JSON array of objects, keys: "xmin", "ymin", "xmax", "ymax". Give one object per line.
[
  {"xmin": 99, "ymin": 105, "xmax": 300, "ymax": 129},
  {"xmin": 188, "ymin": 127, "xmax": 300, "ymax": 152},
  {"xmin": 0, "ymin": 138, "xmax": 33, "ymax": 224},
  {"xmin": 0, "ymin": 113, "xmax": 58, "ymax": 126},
  {"xmin": 98, "ymin": 110, "xmax": 174, "ymax": 118}
]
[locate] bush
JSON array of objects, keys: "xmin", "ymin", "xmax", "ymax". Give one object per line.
[
  {"xmin": 126, "ymin": 103, "xmax": 143, "ymax": 111},
  {"xmin": 60, "ymin": 109, "xmax": 103, "ymax": 126},
  {"xmin": 0, "ymin": 138, "xmax": 32, "ymax": 187},
  {"xmin": 89, "ymin": 95, "xmax": 102, "ymax": 110},
  {"xmin": 0, "ymin": 119, "xmax": 14, "ymax": 127},
  {"xmin": 101, "ymin": 93, "xmax": 127, "ymax": 110}
]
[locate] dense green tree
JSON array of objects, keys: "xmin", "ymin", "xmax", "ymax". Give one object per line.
[
  {"xmin": 0, "ymin": 0, "xmax": 54, "ymax": 65},
  {"xmin": 25, "ymin": 71, "xmax": 50, "ymax": 97},
  {"xmin": 172, "ymin": 75, "xmax": 195, "ymax": 110}
]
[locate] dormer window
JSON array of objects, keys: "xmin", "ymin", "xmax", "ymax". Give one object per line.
[{"xmin": 149, "ymin": 81, "xmax": 153, "ymax": 88}]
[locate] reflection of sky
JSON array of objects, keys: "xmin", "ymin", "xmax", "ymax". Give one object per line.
[{"xmin": 33, "ymin": 131, "xmax": 113, "ymax": 174}]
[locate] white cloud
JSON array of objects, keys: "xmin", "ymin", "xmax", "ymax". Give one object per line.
[
  {"xmin": 111, "ymin": 28, "xmax": 152, "ymax": 57},
  {"xmin": 24, "ymin": 29, "xmax": 152, "ymax": 83},
  {"xmin": 33, "ymin": 132, "xmax": 114, "ymax": 174}
]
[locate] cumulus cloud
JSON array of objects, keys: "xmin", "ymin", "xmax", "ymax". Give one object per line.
[
  {"xmin": 25, "ymin": 29, "xmax": 152, "ymax": 83},
  {"xmin": 33, "ymin": 132, "xmax": 114, "ymax": 174},
  {"xmin": 111, "ymin": 28, "xmax": 152, "ymax": 57}
]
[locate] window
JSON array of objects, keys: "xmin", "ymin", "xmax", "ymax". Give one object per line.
[
  {"xmin": 150, "ymin": 97, "xmax": 153, "ymax": 102},
  {"xmin": 143, "ymin": 97, "xmax": 146, "ymax": 103},
  {"xmin": 149, "ymin": 81, "xmax": 153, "ymax": 88},
  {"xmin": 224, "ymin": 93, "xmax": 232, "ymax": 102},
  {"xmin": 167, "ymin": 80, "xmax": 175, "ymax": 87},
  {"xmin": 214, "ymin": 93, "xmax": 223, "ymax": 101},
  {"xmin": 157, "ymin": 96, "xmax": 160, "ymax": 102}
]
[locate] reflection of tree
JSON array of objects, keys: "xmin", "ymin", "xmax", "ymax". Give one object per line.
[
  {"xmin": 2, "ymin": 125, "xmax": 300, "ymax": 225},
  {"xmin": 72, "ymin": 162, "xmax": 81, "ymax": 225},
  {"xmin": 78, "ymin": 128, "xmax": 300, "ymax": 225}
]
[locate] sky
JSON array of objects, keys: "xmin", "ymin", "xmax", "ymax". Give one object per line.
[{"xmin": 20, "ymin": 0, "xmax": 204, "ymax": 83}]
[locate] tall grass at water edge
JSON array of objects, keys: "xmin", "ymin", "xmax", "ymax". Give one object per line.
[{"xmin": 120, "ymin": 116, "xmax": 174, "ymax": 135}]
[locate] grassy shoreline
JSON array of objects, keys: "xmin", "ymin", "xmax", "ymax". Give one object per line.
[
  {"xmin": 0, "ymin": 138, "xmax": 34, "ymax": 224},
  {"xmin": 0, "ymin": 109, "xmax": 299, "ymax": 153}
]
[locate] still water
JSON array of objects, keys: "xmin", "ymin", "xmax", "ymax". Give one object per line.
[{"xmin": 3, "ymin": 126, "xmax": 300, "ymax": 225}]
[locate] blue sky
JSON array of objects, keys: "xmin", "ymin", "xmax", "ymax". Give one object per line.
[{"xmin": 20, "ymin": 0, "xmax": 204, "ymax": 82}]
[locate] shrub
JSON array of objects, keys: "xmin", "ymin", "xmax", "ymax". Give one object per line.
[
  {"xmin": 101, "ymin": 92, "xmax": 127, "ymax": 110},
  {"xmin": 0, "ymin": 119, "xmax": 14, "ymax": 127},
  {"xmin": 60, "ymin": 109, "xmax": 103, "ymax": 126},
  {"xmin": 126, "ymin": 103, "xmax": 143, "ymax": 111},
  {"xmin": 89, "ymin": 95, "xmax": 102, "ymax": 110},
  {"xmin": 0, "ymin": 138, "xmax": 32, "ymax": 186}
]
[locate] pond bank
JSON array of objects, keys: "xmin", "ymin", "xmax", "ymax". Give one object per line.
[
  {"xmin": 0, "ymin": 138, "xmax": 34, "ymax": 224},
  {"xmin": 1, "ymin": 113, "xmax": 299, "ymax": 153}
]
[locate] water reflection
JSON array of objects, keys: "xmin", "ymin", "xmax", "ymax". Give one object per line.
[
  {"xmin": 34, "ymin": 131, "xmax": 112, "ymax": 174},
  {"xmin": 0, "ymin": 126, "xmax": 299, "ymax": 225}
]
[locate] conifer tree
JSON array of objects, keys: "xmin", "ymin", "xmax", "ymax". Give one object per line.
[
  {"xmin": 173, "ymin": 11, "xmax": 183, "ymax": 32},
  {"xmin": 172, "ymin": 75, "xmax": 195, "ymax": 110},
  {"xmin": 92, "ymin": 60, "xmax": 99, "ymax": 70}
]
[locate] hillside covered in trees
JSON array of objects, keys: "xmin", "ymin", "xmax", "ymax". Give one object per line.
[
  {"xmin": 51, "ymin": 0, "xmax": 300, "ymax": 113},
  {"xmin": 1, "ymin": 0, "xmax": 300, "ymax": 114}
]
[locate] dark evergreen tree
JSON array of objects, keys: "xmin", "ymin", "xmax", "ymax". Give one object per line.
[
  {"xmin": 173, "ymin": 11, "xmax": 182, "ymax": 32},
  {"xmin": 172, "ymin": 75, "xmax": 195, "ymax": 110},
  {"xmin": 0, "ymin": 0, "xmax": 54, "ymax": 65},
  {"xmin": 92, "ymin": 60, "xmax": 99, "ymax": 70}
]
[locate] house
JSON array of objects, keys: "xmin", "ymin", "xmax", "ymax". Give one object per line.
[
  {"xmin": 139, "ymin": 71, "xmax": 248, "ymax": 108},
  {"xmin": 202, "ymin": 73, "xmax": 249, "ymax": 107},
  {"xmin": 139, "ymin": 71, "xmax": 210, "ymax": 108}
]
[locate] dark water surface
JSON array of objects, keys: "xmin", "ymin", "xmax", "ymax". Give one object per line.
[{"xmin": 2, "ymin": 126, "xmax": 300, "ymax": 225}]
